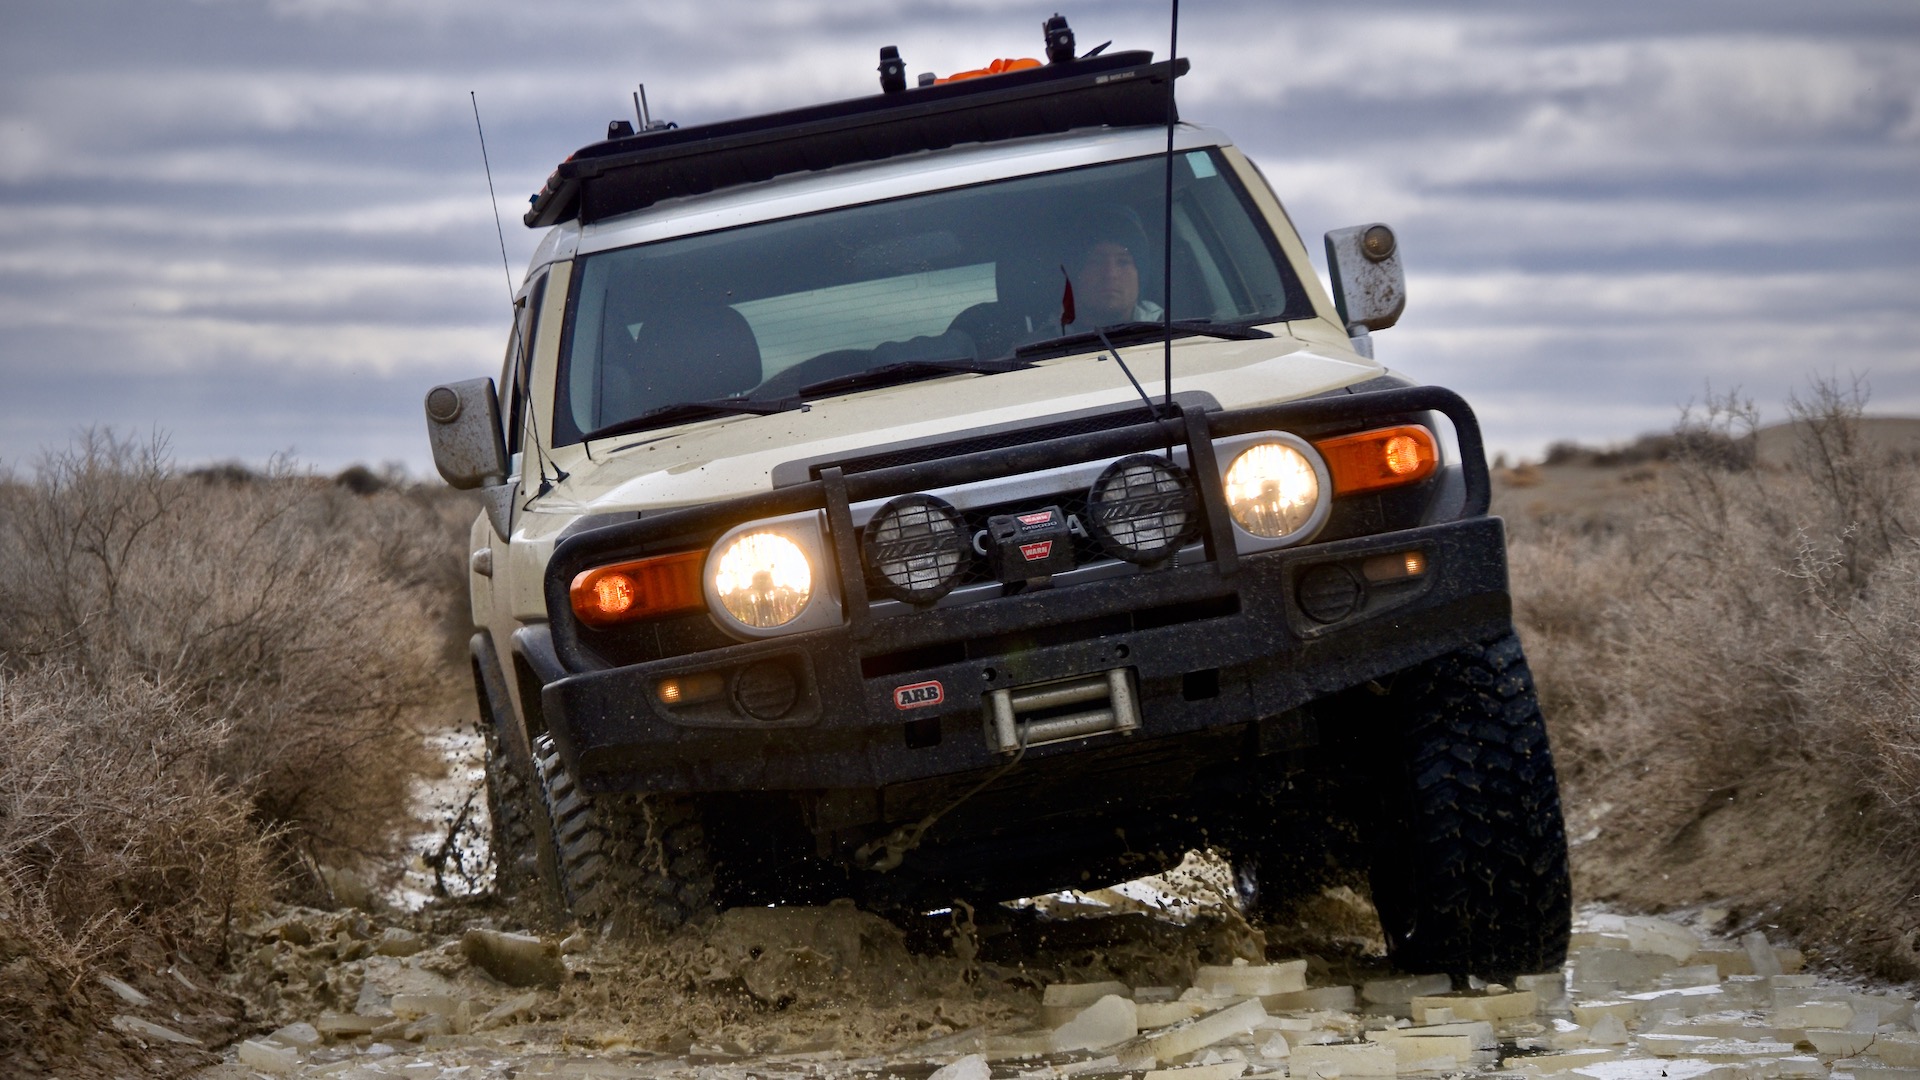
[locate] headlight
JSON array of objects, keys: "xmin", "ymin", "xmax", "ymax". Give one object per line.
[
  {"xmin": 864, "ymin": 494, "xmax": 970, "ymax": 604},
  {"xmin": 1223, "ymin": 441, "xmax": 1323, "ymax": 539},
  {"xmin": 711, "ymin": 530, "xmax": 815, "ymax": 628},
  {"xmin": 1088, "ymin": 455, "xmax": 1199, "ymax": 564}
]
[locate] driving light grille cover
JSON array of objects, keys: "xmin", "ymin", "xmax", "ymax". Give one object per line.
[
  {"xmin": 863, "ymin": 494, "xmax": 970, "ymax": 603},
  {"xmin": 1087, "ymin": 454, "xmax": 1200, "ymax": 564}
]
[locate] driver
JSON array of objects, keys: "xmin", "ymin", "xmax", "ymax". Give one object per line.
[{"xmin": 1063, "ymin": 208, "xmax": 1163, "ymax": 331}]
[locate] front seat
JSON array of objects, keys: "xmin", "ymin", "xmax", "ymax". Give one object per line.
[
  {"xmin": 601, "ymin": 304, "xmax": 764, "ymax": 422},
  {"xmin": 947, "ymin": 253, "xmax": 1061, "ymax": 360}
]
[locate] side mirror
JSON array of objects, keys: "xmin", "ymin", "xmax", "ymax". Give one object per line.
[
  {"xmin": 424, "ymin": 379, "xmax": 507, "ymax": 490},
  {"xmin": 1324, "ymin": 224, "xmax": 1406, "ymax": 356}
]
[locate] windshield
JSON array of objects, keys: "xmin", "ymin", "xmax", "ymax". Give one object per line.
[{"xmin": 554, "ymin": 149, "xmax": 1311, "ymax": 444}]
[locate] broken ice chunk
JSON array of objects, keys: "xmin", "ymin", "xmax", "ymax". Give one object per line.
[
  {"xmin": 1290, "ymin": 1042, "xmax": 1398, "ymax": 1077},
  {"xmin": 98, "ymin": 975, "xmax": 151, "ymax": 1007},
  {"xmin": 1409, "ymin": 990, "xmax": 1536, "ymax": 1024},
  {"xmin": 1362, "ymin": 974, "xmax": 1454, "ymax": 1008},
  {"xmin": 1258, "ymin": 1034, "xmax": 1292, "ymax": 1060},
  {"xmin": 1145, "ymin": 999, "xmax": 1270, "ymax": 1063},
  {"xmin": 1620, "ymin": 917, "xmax": 1701, "ymax": 962},
  {"xmin": 1192, "ymin": 962, "xmax": 1307, "ymax": 998},
  {"xmin": 1571, "ymin": 1001, "xmax": 1642, "ymax": 1027},
  {"xmin": 1572, "ymin": 948, "xmax": 1680, "ymax": 992},
  {"xmin": 1807, "ymin": 1028, "xmax": 1877, "ymax": 1057},
  {"xmin": 1051, "ymin": 994, "xmax": 1140, "ymax": 1053},
  {"xmin": 1874, "ymin": 1033, "xmax": 1920, "ymax": 1067},
  {"xmin": 1138, "ymin": 1002, "xmax": 1214, "ymax": 1029},
  {"xmin": 1774, "ymin": 1001, "xmax": 1854, "ymax": 1029},
  {"xmin": 1366, "ymin": 1021, "xmax": 1497, "ymax": 1050},
  {"xmin": 929, "ymin": 1054, "xmax": 992, "ymax": 1080},
  {"xmin": 236, "ymin": 1039, "xmax": 300, "ymax": 1074},
  {"xmin": 1657, "ymin": 965, "xmax": 1724, "ymax": 989},
  {"xmin": 1742, "ymin": 932, "xmax": 1785, "ymax": 978},
  {"xmin": 1588, "ymin": 1015, "xmax": 1629, "ymax": 1046},
  {"xmin": 1516, "ymin": 972, "xmax": 1571, "ymax": 1013},
  {"xmin": 267, "ymin": 1021, "xmax": 321, "ymax": 1049},
  {"xmin": 314, "ymin": 1012, "xmax": 382, "ymax": 1038},
  {"xmin": 109, "ymin": 1015, "xmax": 201, "ymax": 1046},
  {"xmin": 1263, "ymin": 986, "xmax": 1359, "ymax": 1013}
]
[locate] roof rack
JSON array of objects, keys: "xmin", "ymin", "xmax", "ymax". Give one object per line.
[{"xmin": 524, "ymin": 50, "xmax": 1187, "ymax": 229}]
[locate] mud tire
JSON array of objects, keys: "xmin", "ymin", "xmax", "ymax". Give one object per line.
[
  {"xmin": 531, "ymin": 733, "xmax": 716, "ymax": 936},
  {"xmin": 1361, "ymin": 631, "xmax": 1572, "ymax": 978}
]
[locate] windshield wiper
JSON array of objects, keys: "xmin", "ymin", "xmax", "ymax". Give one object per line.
[
  {"xmin": 581, "ymin": 395, "xmax": 804, "ymax": 443},
  {"xmin": 790, "ymin": 357, "xmax": 1032, "ymax": 399},
  {"xmin": 1015, "ymin": 319, "xmax": 1273, "ymax": 359}
]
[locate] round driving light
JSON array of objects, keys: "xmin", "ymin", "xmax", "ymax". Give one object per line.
[
  {"xmin": 1224, "ymin": 442, "xmax": 1322, "ymax": 539},
  {"xmin": 1088, "ymin": 455, "xmax": 1200, "ymax": 564},
  {"xmin": 732, "ymin": 660, "xmax": 800, "ymax": 721},
  {"xmin": 863, "ymin": 494, "xmax": 969, "ymax": 604},
  {"xmin": 712, "ymin": 531, "xmax": 814, "ymax": 628}
]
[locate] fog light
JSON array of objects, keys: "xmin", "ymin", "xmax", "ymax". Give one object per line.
[
  {"xmin": 733, "ymin": 660, "xmax": 799, "ymax": 720},
  {"xmin": 1297, "ymin": 564, "xmax": 1362, "ymax": 623},
  {"xmin": 864, "ymin": 494, "xmax": 969, "ymax": 603},
  {"xmin": 1088, "ymin": 455, "xmax": 1199, "ymax": 564}
]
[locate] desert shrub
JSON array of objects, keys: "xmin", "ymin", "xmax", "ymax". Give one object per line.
[
  {"xmin": 1512, "ymin": 379, "xmax": 1920, "ymax": 976},
  {"xmin": 0, "ymin": 665, "xmax": 274, "ymax": 1052},
  {"xmin": 0, "ymin": 433, "xmax": 454, "ymax": 874}
]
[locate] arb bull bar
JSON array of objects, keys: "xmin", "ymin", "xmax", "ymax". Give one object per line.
[{"xmin": 538, "ymin": 385, "xmax": 1510, "ymax": 794}]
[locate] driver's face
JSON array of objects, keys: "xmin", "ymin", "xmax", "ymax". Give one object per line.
[{"xmin": 1076, "ymin": 241, "xmax": 1139, "ymax": 324}]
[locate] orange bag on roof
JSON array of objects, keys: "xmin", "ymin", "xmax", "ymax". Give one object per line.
[{"xmin": 937, "ymin": 57, "xmax": 1042, "ymax": 84}]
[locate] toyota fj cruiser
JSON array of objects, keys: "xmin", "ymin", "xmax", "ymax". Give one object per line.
[{"xmin": 426, "ymin": 16, "xmax": 1570, "ymax": 976}]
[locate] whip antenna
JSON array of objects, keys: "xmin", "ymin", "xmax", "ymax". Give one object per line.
[
  {"xmin": 1161, "ymin": 0, "xmax": 1180, "ymax": 413},
  {"xmin": 470, "ymin": 91, "xmax": 515, "ymax": 307}
]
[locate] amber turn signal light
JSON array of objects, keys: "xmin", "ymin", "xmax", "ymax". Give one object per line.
[
  {"xmin": 1313, "ymin": 425, "xmax": 1438, "ymax": 496},
  {"xmin": 569, "ymin": 550, "xmax": 706, "ymax": 628}
]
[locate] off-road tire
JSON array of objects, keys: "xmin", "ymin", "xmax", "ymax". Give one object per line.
[
  {"xmin": 531, "ymin": 733, "xmax": 716, "ymax": 936},
  {"xmin": 1361, "ymin": 631, "xmax": 1571, "ymax": 978}
]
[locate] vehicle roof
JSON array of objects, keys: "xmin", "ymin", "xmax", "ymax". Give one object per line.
[
  {"xmin": 564, "ymin": 121, "xmax": 1236, "ymax": 259},
  {"xmin": 524, "ymin": 50, "xmax": 1186, "ymax": 230}
]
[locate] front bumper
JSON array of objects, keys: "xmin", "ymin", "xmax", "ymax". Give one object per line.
[{"xmin": 538, "ymin": 385, "xmax": 1509, "ymax": 794}]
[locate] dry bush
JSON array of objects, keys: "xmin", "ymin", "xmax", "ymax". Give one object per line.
[
  {"xmin": 0, "ymin": 430, "xmax": 472, "ymax": 1067},
  {"xmin": 1512, "ymin": 379, "xmax": 1920, "ymax": 976},
  {"xmin": 0, "ymin": 432, "xmax": 456, "ymax": 874},
  {"xmin": 0, "ymin": 665, "xmax": 273, "ymax": 1051}
]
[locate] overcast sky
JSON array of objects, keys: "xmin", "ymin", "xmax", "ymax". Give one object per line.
[{"xmin": 2, "ymin": 0, "xmax": 1916, "ymax": 474}]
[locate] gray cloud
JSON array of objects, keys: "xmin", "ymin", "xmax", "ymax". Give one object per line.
[{"xmin": 1, "ymin": 0, "xmax": 1916, "ymax": 473}]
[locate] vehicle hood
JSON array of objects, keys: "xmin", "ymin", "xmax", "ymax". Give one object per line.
[{"xmin": 527, "ymin": 329, "xmax": 1378, "ymax": 518}]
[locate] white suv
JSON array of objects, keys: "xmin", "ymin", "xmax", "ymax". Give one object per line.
[{"xmin": 426, "ymin": 19, "xmax": 1569, "ymax": 977}]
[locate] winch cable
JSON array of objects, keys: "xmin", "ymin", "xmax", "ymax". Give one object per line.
[{"xmin": 855, "ymin": 736, "xmax": 1030, "ymax": 873}]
